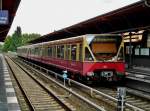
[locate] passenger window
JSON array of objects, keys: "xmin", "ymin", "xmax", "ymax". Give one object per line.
[
  {"xmin": 39, "ymin": 47, "xmax": 42, "ymax": 56},
  {"xmin": 57, "ymin": 45, "xmax": 64, "ymax": 59},
  {"xmin": 48, "ymin": 47, "xmax": 52, "ymax": 57},
  {"xmin": 66, "ymin": 45, "xmax": 71, "ymax": 60},
  {"xmin": 60, "ymin": 45, "xmax": 64, "ymax": 59},
  {"xmin": 53, "ymin": 46, "xmax": 56, "ymax": 58},
  {"xmin": 45, "ymin": 47, "xmax": 48, "ymax": 56},
  {"xmin": 57, "ymin": 46, "xmax": 61, "ymax": 58},
  {"xmin": 42, "ymin": 47, "xmax": 45, "ymax": 56},
  {"xmin": 85, "ymin": 47, "xmax": 93, "ymax": 61},
  {"xmin": 32, "ymin": 49, "xmax": 34, "ymax": 55},
  {"xmin": 71, "ymin": 45, "xmax": 77, "ymax": 61}
]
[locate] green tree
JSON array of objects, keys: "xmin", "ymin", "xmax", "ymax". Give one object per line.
[
  {"xmin": 2, "ymin": 26, "xmax": 41, "ymax": 52},
  {"xmin": 2, "ymin": 36, "xmax": 12, "ymax": 52}
]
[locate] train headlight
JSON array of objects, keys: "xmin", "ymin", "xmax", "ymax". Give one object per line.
[
  {"xmin": 101, "ymin": 71, "xmax": 113, "ymax": 77},
  {"xmin": 87, "ymin": 72, "xmax": 94, "ymax": 76}
]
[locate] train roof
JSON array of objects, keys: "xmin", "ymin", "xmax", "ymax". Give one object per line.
[{"xmin": 18, "ymin": 34, "xmax": 121, "ymax": 48}]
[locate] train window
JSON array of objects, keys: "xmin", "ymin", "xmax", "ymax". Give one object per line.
[
  {"xmin": 71, "ymin": 45, "xmax": 77, "ymax": 61},
  {"xmin": 39, "ymin": 47, "xmax": 42, "ymax": 56},
  {"xmin": 57, "ymin": 46, "xmax": 61, "ymax": 58},
  {"xmin": 85, "ymin": 47, "xmax": 93, "ymax": 61},
  {"xmin": 35, "ymin": 48, "xmax": 37, "ymax": 55},
  {"xmin": 45, "ymin": 47, "xmax": 48, "ymax": 56},
  {"xmin": 117, "ymin": 47, "xmax": 124, "ymax": 61},
  {"xmin": 79, "ymin": 44, "xmax": 82, "ymax": 61},
  {"xmin": 60, "ymin": 45, "xmax": 64, "ymax": 59},
  {"xmin": 42, "ymin": 47, "xmax": 44, "ymax": 56},
  {"xmin": 32, "ymin": 48, "xmax": 34, "ymax": 55},
  {"xmin": 53, "ymin": 46, "xmax": 56, "ymax": 58},
  {"xmin": 35, "ymin": 47, "xmax": 40, "ymax": 56},
  {"xmin": 34, "ymin": 48, "xmax": 36, "ymax": 55},
  {"xmin": 66, "ymin": 45, "xmax": 71, "ymax": 60},
  {"xmin": 48, "ymin": 47, "xmax": 52, "ymax": 57},
  {"xmin": 57, "ymin": 45, "xmax": 65, "ymax": 59}
]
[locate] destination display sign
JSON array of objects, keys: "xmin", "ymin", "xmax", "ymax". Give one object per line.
[{"xmin": 0, "ymin": 10, "xmax": 9, "ymax": 25}]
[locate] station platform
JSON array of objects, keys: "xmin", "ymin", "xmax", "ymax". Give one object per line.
[{"xmin": 0, "ymin": 54, "xmax": 20, "ymax": 111}]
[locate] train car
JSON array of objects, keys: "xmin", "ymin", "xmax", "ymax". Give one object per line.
[{"xmin": 17, "ymin": 34, "xmax": 125, "ymax": 82}]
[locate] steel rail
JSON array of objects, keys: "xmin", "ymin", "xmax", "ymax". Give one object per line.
[
  {"xmin": 6, "ymin": 56, "xmax": 74, "ymax": 111},
  {"xmin": 5, "ymin": 57, "xmax": 36, "ymax": 110}
]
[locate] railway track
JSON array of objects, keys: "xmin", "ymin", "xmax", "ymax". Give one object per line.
[
  {"xmin": 5, "ymin": 56, "xmax": 75, "ymax": 111},
  {"xmin": 11, "ymin": 56, "xmax": 150, "ymax": 111},
  {"xmin": 6, "ymin": 60, "xmax": 31, "ymax": 111},
  {"xmin": 94, "ymin": 87, "xmax": 150, "ymax": 111},
  {"xmin": 126, "ymin": 67, "xmax": 150, "ymax": 83},
  {"xmin": 126, "ymin": 68, "xmax": 150, "ymax": 97},
  {"xmin": 126, "ymin": 68, "xmax": 150, "ymax": 81}
]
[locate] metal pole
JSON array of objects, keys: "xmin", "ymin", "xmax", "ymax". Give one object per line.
[
  {"xmin": 64, "ymin": 78, "xmax": 65, "ymax": 86},
  {"xmin": 0, "ymin": 0, "xmax": 2, "ymax": 10},
  {"xmin": 117, "ymin": 87, "xmax": 126, "ymax": 111},
  {"xmin": 129, "ymin": 32, "xmax": 132, "ymax": 68},
  {"xmin": 121, "ymin": 95, "xmax": 124, "ymax": 111}
]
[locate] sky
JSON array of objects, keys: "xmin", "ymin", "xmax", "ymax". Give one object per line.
[{"xmin": 8, "ymin": 0, "xmax": 140, "ymax": 36}]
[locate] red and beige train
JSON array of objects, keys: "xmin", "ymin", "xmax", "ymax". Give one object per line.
[{"xmin": 17, "ymin": 34, "xmax": 125, "ymax": 82}]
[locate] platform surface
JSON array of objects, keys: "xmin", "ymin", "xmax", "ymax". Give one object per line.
[{"xmin": 0, "ymin": 54, "xmax": 20, "ymax": 111}]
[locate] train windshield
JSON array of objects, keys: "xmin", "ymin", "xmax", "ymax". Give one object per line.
[{"xmin": 89, "ymin": 35, "xmax": 122, "ymax": 61}]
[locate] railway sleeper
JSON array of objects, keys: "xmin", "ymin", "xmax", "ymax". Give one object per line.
[
  {"xmin": 30, "ymin": 98, "xmax": 54, "ymax": 101},
  {"xmin": 145, "ymin": 107, "xmax": 150, "ymax": 110},
  {"xmin": 35, "ymin": 107, "xmax": 64, "ymax": 111},
  {"xmin": 140, "ymin": 104, "xmax": 150, "ymax": 108},
  {"xmin": 28, "ymin": 94, "xmax": 51, "ymax": 97},
  {"xmin": 126, "ymin": 97, "xmax": 136, "ymax": 100},
  {"xmin": 34, "ymin": 104, "xmax": 61, "ymax": 108},
  {"xmin": 127, "ymin": 99, "xmax": 142, "ymax": 103},
  {"xmin": 33, "ymin": 101, "xmax": 57, "ymax": 104},
  {"xmin": 132, "ymin": 101, "xmax": 149, "ymax": 105},
  {"xmin": 56, "ymin": 94, "xmax": 72, "ymax": 98}
]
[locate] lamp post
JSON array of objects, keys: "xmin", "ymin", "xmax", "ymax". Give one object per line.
[
  {"xmin": 129, "ymin": 32, "xmax": 132, "ymax": 68},
  {"xmin": 0, "ymin": 0, "xmax": 2, "ymax": 10}
]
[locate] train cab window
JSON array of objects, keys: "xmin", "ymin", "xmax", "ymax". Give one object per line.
[
  {"xmin": 71, "ymin": 45, "xmax": 77, "ymax": 61},
  {"xmin": 85, "ymin": 47, "xmax": 94, "ymax": 61},
  {"xmin": 66, "ymin": 45, "xmax": 71, "ymax": 60},
  {"xmin": 117, "ymin": 47, "xmax": 124, "ymax": 61},
  {"xmin": 48, "ymin": 47, "xmax": 52, "ymax": 57}
]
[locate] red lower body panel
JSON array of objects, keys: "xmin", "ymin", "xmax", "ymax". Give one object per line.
[{"xmin": 26, "ymin": 55, "xmax": 125, "ymax": 81}]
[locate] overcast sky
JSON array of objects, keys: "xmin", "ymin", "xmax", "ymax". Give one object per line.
[{"xmin": 8, "ymin": 0, "xmax": 140, "ymax": 36}]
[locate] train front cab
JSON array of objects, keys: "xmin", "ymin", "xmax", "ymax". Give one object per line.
[{"xmin": 82, "ymin": 34, "xmax": 125, "ymax": 82}]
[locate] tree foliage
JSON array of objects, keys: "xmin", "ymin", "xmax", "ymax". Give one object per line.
[{"xmin": 2, "ymin": 26, "xmax": 41, "ymax": 52}]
